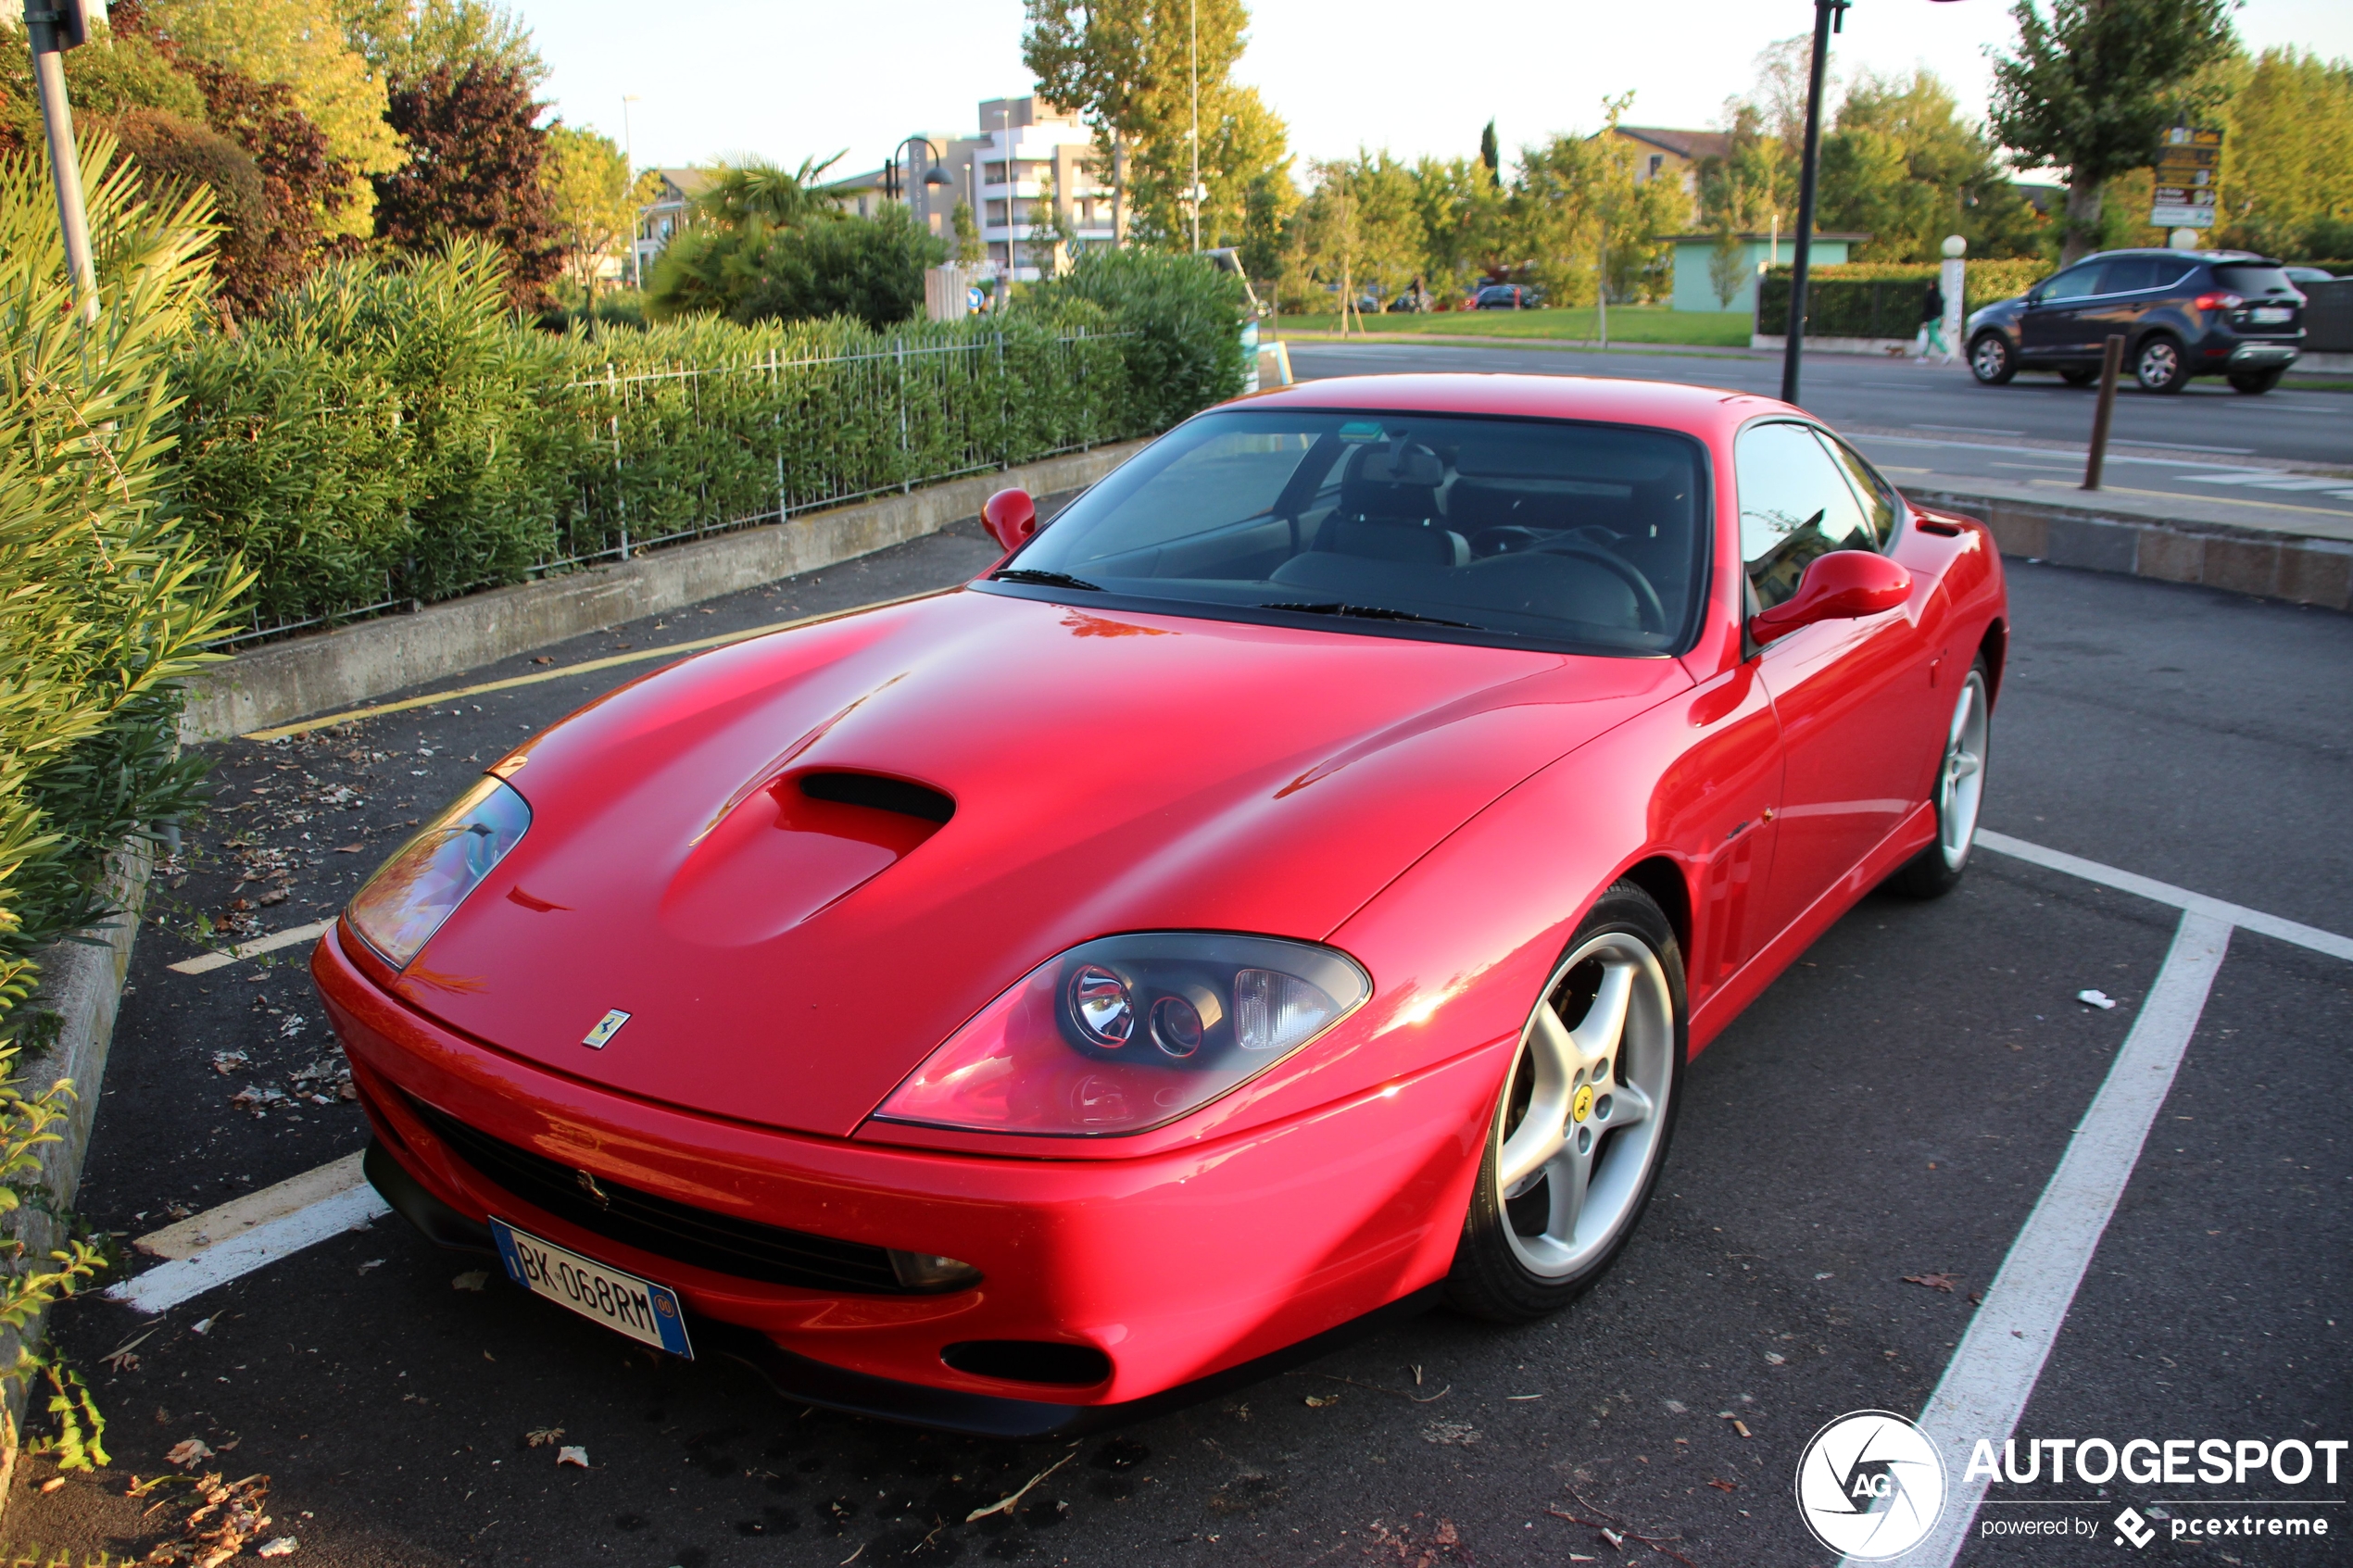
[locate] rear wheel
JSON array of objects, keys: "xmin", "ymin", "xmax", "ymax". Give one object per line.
[
  {"xmin": 2229, "ymin": 367, "xmax": 2284, "ymax": 395},
  {"xmin": 1969, "ymin": 333, "xmax": 2016, "ymax": 385},
  {"xmin": 1446, "ymin": 884, "xmax": 1684, "ymax": 1322},
  {"xmin": 2134, "ymin": 334, "xmax": 2191, "ymax": 395},
  {"xmin": 1890, "ymin": 658, "xmax": 1992, "ymax": 900}
]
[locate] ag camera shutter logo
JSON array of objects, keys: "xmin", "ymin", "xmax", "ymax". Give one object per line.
[{"xmin": 1795, "ymin": 1410, "xmax": 1948, "ymax": 1560}]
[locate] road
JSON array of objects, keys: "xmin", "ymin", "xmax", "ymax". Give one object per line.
[
  {"xmin": 7, "ymin": 510, "xmax": 2349, "ymax": 1566},
  {"xmin": 1283, "ymin": 341, "xmax": 2353, "ymax": 526}
]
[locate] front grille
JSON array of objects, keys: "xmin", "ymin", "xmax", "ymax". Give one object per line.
[{"xmin": 406, "ymin": 1095, "xmax": 908, "ymax": 1294}]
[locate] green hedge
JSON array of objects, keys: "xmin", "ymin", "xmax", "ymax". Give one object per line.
[
  {"xmin": 169, "ymin": 247, "xmax": 1241, "ymax": 638},
  {"xmin": 1757, "ymin": 260, "xmax": 2047, "ymax": 337}
]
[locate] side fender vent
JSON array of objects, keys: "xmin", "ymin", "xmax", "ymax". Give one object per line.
[{"xmin": 799, "ymin": 771, "xmax": 955, "ymax": 824}]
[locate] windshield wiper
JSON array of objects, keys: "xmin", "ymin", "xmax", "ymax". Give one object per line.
[
  {"xmin": 1262, "ymin": 601, "xmax": 1478, "ymax": 629},
  {"xmin": 991, "ymin": 568, "xmax": 1103, "ymax": 591}
]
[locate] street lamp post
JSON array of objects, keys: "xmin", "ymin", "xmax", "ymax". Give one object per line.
[
  {"xmin": 1778, "ymin": 0, "xmax": 1846, "ymax": 407},
  {"xmin": 1780, "ymin": 0, "xmax": 1969, "ymax": 407},
  {"xmin": 885, "ymin": 135, "xmax": 951, "ymax": 234},
  {"xmin": 621, "ymin": 94, "xmax": 643, "ymax": 291},
  {"xmin": 21, "ymin": 0, "xmax": 95, "ymax": 323}
]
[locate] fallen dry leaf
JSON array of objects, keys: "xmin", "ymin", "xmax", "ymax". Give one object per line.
[
  {"xmin": 256, "ymin": 1538, "xmax": 297, "ymax": 1558},
  {"xmin": 557, "ymin": 1446, "xmax": 589, "ymax": 1468},
  {"xmin": 1302, "ymin": 1394, "xmax": 1339, "ymax": 1408},
  {"xmin": 1707, "ymin": 1478, "xmax": 1737, "ymax": 1492},
  {"xmin": 332, "ymin": 844, "xmax": 364, "ymax": 854},
  {"xmin": 532, "ymin": 656, "xmax": 553, "ymax": 664},
  {"xmin": 39, "ymin": 1476, "xmax": 64, "ymax": 1494},
  {"xmin": 1420, "ymin": 1421, "xmax": 1480, "ymax": 1447},
  {"xmin": 451, "ymin": 1271, "xmax": 490, "ymax": 1292},
  {"xmin": 1904, "ymin": 1272, "xmax": 1959, "ymax": 1293},
  {"xmin": 165, "ymin": 1439, "xmax": 213, "ymax": 1468},
  {"xmin": 523, "ymin": 1426, "xmax": 564, "ymax": 1447}
]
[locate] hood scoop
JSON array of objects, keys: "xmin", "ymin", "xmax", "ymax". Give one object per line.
[{"xmin": 659, "ymin": 770, "xmax": 952, "ymax": 947}]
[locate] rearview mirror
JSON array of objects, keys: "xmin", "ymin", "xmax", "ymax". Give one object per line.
[
  {"xmin": 982, "ymin": 487, "xmax": 1038, "ymax": 553},
  {"xmin": 1748, "ymin": 551, "xmax": 1912, "ymax": 646}
]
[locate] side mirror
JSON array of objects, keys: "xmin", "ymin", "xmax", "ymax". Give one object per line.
[
  {"xmin": 981, "ymin": 487, "xmax": 1038, "ymax": 553},
  {"xmin": 1748, "ymin": 551, "xmax": 1912, "ymax": 647}
]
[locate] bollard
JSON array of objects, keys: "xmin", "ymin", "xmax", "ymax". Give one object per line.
[{"xmin": 2082, "ymin": 333, "xmax": 2125, "ymax": 491}]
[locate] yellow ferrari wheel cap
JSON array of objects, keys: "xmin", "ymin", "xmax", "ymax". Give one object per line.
[{"xmin": 1572, "ymin": 1084, "xmax": 1594, "ymax": 1123}]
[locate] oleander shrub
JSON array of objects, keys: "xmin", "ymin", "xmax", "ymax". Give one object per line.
[
  {"xmin": 170, "ymin": 246, "xmax": 1227, "ymax": 635},
  {"xmin": 0, "ymin": 140, "xmax": 248, "ymax": 1458}
]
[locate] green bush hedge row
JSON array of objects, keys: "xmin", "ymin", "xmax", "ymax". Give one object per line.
[
  {"xmin": 1756, "ymin": 259, "xmax": 2048, "ymax": 337},
  {"xmin": 169, "ymin": 245, "xmax": 1249, "ymax": 637}
]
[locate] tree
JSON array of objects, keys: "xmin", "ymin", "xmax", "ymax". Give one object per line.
[
  {"xmin": 2214, "ymin": 48, "xmax": 2353, "ymax": 257},
  {"xmin": 1478, "ymin": 119, "xmax": 1500, "ymax": 187},
  {"xmin": 1989, "ymin": 0, "xmax": 2237, "ymax": 264},
  {"xmin": 136, "ymin": 0, "xmax": 407, "ymax": 235},
  {"xmin": 1291, "ymin": 153, "xmax": 1423, "ymax": 325},
  {"xmin": 647, "ymin": 205, "xmax": 944, "ymax": 329},
  {"xmin": 1024, "ymin": 0, "xmax": 1149, "ymax": 241},
  {"xmin": 107, "ymin": 0, "xmax": 346, "ymax": 311},
  {"xmin": 1516, "ymin": 96, "xmax": 1683, "ymax": 307},
  {"xmin": 1707, "ymin": 225, "xmax": 1751, "ymax": 308},
  {"xmin": 1238, "ymin": 167, "xmax": 1290, "ymax": 282},
  {"xmin": 1409, "ymin": 154, "xmax": 1511, "ymax": 297},
  {"xmin": 336, "ymin": 0, "xmax": 546, "ymax": 86},
  {"xmin": 373, "ymin": 62, "xmax": 562, "ymax": 307},
  {"xmin": 1818, "ymin": 69, "xmax": 2045, "ymax": 259},
  {"xmin": 542, "ymin": 124, "xmax": 632, "ymax": 301},
  {"xmin": 951, "ymin": 199, "xmax": 985, "ymax": 264}
]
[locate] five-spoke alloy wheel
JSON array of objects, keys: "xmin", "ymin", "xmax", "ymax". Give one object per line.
[
  {"xmin": 1893, "ymin": 657, "xmax": 1992, "ymax": 899},
  {"xmin": 1447, "ymin": 884, "xmax": 1685, "ymax": 1320}
]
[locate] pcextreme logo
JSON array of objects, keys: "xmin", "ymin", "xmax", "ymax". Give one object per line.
[{"xmin": 1795, "ymin": 1410, "xmax": 1949, "ymax": 1561}]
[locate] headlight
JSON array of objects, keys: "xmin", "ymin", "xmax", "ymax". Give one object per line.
[
  {"xmin": 872, "ymin": 933, "xmax": 1371, "ymax": 1136},
  {"xmin": 346, "ymin": 777, "xmax": 531, "ymax": 970}
]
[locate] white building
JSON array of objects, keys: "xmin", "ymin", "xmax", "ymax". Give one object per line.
[{"xmin": 826, "ymin": 97, "xmax": 1118, "ymax": 282}]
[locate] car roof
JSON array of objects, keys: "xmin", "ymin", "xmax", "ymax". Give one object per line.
[
  {"xmin": 2082, "ymin": 247, "xmax": 2274, "ymax": 264},
  {"xmin": 1233, "ymin": 372, "xmax": 1786, "ymax": 438}
]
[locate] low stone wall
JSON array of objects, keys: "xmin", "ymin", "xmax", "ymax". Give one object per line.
[
  {"xmin": 1907, "ymin": 485, "xmax": 2353, "ymax": 611},
  {"xmin": 0, "ymin": 846, "xmax": 152, "ymax": 1498},
  {"xmin": 183, "ymin": 442, "xmax": 1148, "ymax": 744}
]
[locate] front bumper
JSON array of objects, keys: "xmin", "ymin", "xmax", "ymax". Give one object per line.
[{"xmin": 313, "ymin": 922, "xmax": 1497, "ymax": 1420}]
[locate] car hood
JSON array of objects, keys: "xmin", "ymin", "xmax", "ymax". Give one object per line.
[{"xmin": 390, "ymin": 589, "xmax": 1689, "ymax": 1137}]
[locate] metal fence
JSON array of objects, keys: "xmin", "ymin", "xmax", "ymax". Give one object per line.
[{"xmin": 208, "ymin": 328, "xmax": 1125, "ymax": 648}]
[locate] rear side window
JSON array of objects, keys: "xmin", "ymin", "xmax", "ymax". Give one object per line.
[
  {"xmin": 1735, "ymin": 422, "xmax": 1876, "ymax": 610},
  {"xmin": 2213, "ymin": 265, "xmax": 2298, "ymax": 298},
  {"xmin": 2039, "ymin": 266, "xmax": 2103, "ymax": 302},
  {"xmin": 2099, "ymin": 257, "xmax": 2161, "ymax": 294}
]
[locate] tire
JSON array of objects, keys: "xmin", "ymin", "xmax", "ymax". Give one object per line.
[
  {"xmin": 2229, "ymin": 367, "xmax": 2284, "ymax": 395},
  {"xmin": 2134, "ymin": 334, "xmax": 2191, "ymax": 395},
  {"xmin": 1889, "ymin": 657, "xmax": 1992, "ymax": 900},
  {"xmin": 2059, "ymin": 366, "xmax": 2098, "ymax": 386},
  {"xmin": 1446, "ymin": 884, "xmax": 1685, "ymax": 1322},
  {"xmin": 1969, "ymin": 333, "xmax": 2016, "ymax": 385}
]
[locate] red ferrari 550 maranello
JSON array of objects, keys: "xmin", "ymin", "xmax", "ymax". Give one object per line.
[{"xmin": 315, "ymin": 373, "xmax": 2006, "ymax": 1436}]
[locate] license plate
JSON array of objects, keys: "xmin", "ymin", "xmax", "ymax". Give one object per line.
[
  {"xmin": 2251, "ymin": 307, "xmax": 2292, "ymax": 323},
  {"xmin": 491, "ymin": 1219, "xmax": 693, "ymax": 1358}
]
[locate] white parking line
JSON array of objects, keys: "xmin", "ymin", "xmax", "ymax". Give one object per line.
[
  {"xmin": 1866, "ymin": 913, "xmax": 2233, "ymax": 1568},
  {"xmin": 168, "ymin": 919, "xmax": 334, "ymax": 976},
  {"xmin": 1979, "ymin": 831, "xmax": 2353, "ymax": 961},
  {"xmin": 107, "ymin": 1167, "xmax": 389, "ymax": 1315}
]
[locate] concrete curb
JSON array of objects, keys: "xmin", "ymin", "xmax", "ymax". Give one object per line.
[
  {"xmin": 182, "ymin": 442, "xmax": 1149, "ymax": 744},
  {"xmin": 1907, "ymin": 485, "xmax": 2353, "ymax": 611},
  {"xmin": 0, "ymin": 844, "xmax": 153, "ymax": 1498}
]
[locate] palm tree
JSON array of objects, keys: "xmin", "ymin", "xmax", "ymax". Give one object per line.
[{"xmin": 692, "ymin": 155, "xmax": 847, "ymax": 230}]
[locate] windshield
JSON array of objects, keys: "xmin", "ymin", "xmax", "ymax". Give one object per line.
[{"xmin": 987, "ymin": 409, "xmax": 1711, "ymax": 655}]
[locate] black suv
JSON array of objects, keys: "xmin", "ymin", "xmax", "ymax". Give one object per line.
[{"xmin": 1965, "ymin": 249, "xmax": 2304, "ymax": 395}]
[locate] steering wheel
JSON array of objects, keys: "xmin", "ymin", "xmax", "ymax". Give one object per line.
[{"xmin": 1534, "ymin": 542, "xmax": 1667, "ymax": 634}]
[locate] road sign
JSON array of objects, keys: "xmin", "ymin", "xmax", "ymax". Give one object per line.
[{"xmin": 2150, "ymin": 126, "xmax": 2221, "ymax": 230}]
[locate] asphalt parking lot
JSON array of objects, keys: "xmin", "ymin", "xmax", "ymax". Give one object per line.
[{"xmin": 6, "ymin": 494, "xmax": 2348, "ymax": 1565}]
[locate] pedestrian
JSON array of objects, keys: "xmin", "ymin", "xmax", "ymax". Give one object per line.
[{"xmin": 1914, "ymin": 279, "xmax": 1949, "ymax": 362}]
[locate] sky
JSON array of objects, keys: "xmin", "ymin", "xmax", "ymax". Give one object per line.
[{"xmin": 522, "ymin": 0, "xmax": 2353, "ymax": 180}]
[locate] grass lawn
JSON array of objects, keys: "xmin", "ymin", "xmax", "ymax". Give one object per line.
[{"xmin": 1270, "ymin": 306, "xmax": 1754, "ymax": 348}]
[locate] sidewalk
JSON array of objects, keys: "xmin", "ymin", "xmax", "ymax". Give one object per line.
[{"xmin": 1900, "ymin": 465, "xmax": 2353, "ymax": 610}]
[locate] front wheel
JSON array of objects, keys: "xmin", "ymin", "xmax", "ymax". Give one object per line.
[
  {"xmin": 1890, "ymin": 658, "xmax": 1992, "ymax": 900},
  {"xmin": 1969, "ymin": 333, "xmax": 2016, "ymax": 385},
  {"xmin": 1446, "ymin": 884, "xmax": 1685, "ymax": 1322},
  {"xmin": 2229, "ymin": 367, "xmax": 2284, "ymax": 395},
  {"xmin": 2134, "ymin": 334, "xmax": 2191, "ymax": 394}
]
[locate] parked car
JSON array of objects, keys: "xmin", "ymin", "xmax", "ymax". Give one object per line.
[
  {"xmin": 324, "ymin": 375, "xmax": 2005, "ymax": 1436},
  {"xmin": 1474, "ymin": 282, "xmax": 1541, "ymax": 310},
  {"xmin": 2283, "ymin": 265, "xmax": 2340, "ymax": 285},
  {"xmin": 1965, "ymin": 248, "xmax": 2304, "ymax": 395}
]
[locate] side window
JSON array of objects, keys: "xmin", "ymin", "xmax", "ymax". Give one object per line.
[
  {"xmin": 2101, "ymin": 257, "xmax": 2159, "ymax": 294},
  {"xmin": 1815, "ymin": 431, "xmax": 1898, "ymax": 547},
  {"xmin": 2039, "ymin": 265, "xmax": 2104, "ymax": 302},
  {"xmin": 1735, "ymin": 422, "xmax": 1875, "ymax": 610}
]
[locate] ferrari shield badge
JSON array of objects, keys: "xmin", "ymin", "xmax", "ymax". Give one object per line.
[{"xmin": 582, "ymin": 1009, "xmax": 632, "ymax": 1049}]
